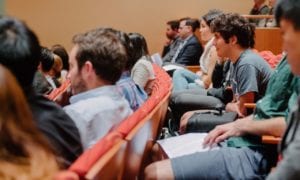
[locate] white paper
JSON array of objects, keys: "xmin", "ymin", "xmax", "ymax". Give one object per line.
[
  {"xmin": 157, "ymin": 133, "xmax": 219, "ymax": 158},
  {"xmin": 151, "ymin": 53, "xmax": 163, "ymax": 67},
  {"xmin": 162, "ymin": 64, "xmax": 184, "ymax": 71}
]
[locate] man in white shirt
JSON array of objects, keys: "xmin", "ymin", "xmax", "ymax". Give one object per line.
[{"xmin": 64, "ymin": 27, "xmax": 132, "ymax": 150}]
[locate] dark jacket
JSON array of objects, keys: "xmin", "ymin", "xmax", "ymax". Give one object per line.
[
  {"xmin": 27, "ymin": 90, "xmax": 83, "ymax": 167},
  {"xmin": 175, "ymin": 35, "xmax": 203, "ymax": 65}
]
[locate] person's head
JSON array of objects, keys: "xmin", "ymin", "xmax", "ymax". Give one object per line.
[
  {"xmin": 0, "ymin": 16, "xmax": 41, "ymax": 90},
  {"xmin": 166, "ymin": 20, "xmax": 179, "ymax": 40},
  {"xmin": 52, "ymin": 54, "xmax": 63, "ymax": 78},
  {"xmin": 40, "ymin": 47, "xmax": 55, "ymax": 72},
  {"xmin": 211, "ymin": 13, "xmax": 255, "ymax": 58},
  {"xmin": 69, "ymin": 27, "xmax": 127, "ymax": 95},
  {"xmin": 275, "ymin": 0, "xmax": 300, "ymax": 75},
  {"xmin": 0, "ymin": 64, "xmax": 58, "ymax": 177},
  {"xmin": 111, "ymin": 29, "xmax": 135, "ymax": 71},
  {"xmin": 200, "ymin": 9, "xmax": 223, "ymax": 42},
  {"xmin": 51, "ymin": 44, "xmax": 69, "ymax": 71},
  {"xmin": 178, "ymin": 17, "xmax": 199, "ymax": 39},
  {"xmin": 128, "ymin": 32, "xmax": 150, "ymax": 64}
]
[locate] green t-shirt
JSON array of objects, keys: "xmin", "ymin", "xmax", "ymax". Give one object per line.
[{"xmin": 227, "ymin": 57, "xmax": 300, "ymax": 148}]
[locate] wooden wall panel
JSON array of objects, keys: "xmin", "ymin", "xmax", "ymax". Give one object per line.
[
  {"xmin": 255, "ymin": 28, "xmax": 283, "ymax": 55},
  {"xmin": 5, "ymin": 0, "xmax": 253, "ymax": 54}
]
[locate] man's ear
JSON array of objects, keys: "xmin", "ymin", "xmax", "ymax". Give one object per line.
[
  {"xmin": 81, "ymin": 61, "xmax": 94, "ymax": 77},
  {"xmin": 229, "ymin": 35, "xmax": 238, "ymax": 45}
]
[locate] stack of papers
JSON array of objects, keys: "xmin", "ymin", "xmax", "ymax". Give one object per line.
[{"xmin": 157, "ymin": 133, "xmax": 219, "ymax": 158}]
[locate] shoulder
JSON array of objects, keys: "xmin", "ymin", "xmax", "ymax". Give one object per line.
[
  {"xmin": 240, "ymin": 50, "xmax": 267, "ymax": 66},
  {"xmin": 135, "ymin": 57, "xmax": 152, "ymax": 67},
  {"xmin": 260, "ymin": 5, "xmax": 270, "ymax": 14},
  {"xmin": 29, "ymin": 94, "xmax": 72, "ymax": 121},
  {"xmin": 188, "ymin": 35, "xmax": 201, "ymax": 44},
  {"xmin": 65, "ymin": 92, "xmax": 129, "ymax": 115}
]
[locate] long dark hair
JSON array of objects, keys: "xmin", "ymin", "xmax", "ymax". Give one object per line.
[{"xmin": 128, "ymin": 32, "xmax": 151, "ymax": 64}]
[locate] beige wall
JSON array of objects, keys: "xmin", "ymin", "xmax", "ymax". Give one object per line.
[{"xmin": 6, "ymin": 0, "xmax": 253, "ymax": 54}]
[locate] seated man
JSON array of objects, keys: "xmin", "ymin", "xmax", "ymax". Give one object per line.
[
  {"xmin": 267, "ymin": 0, "xmax": 300, "ymax": 179},
  {"xmin": 144, "ymin": 13, "xmax": 299, "ymax": 179},
  {"xmin": 249, "ymin": 0, "xmax": 270, "ymax": 26},
  {"xmin": 163, "ymin": 17, "xmax": 203, "ymax": 66},
  {"xmin": 161, "ymin": 20, "xmax": 180, "ymax": 58},
  {"xmin": 64, "ymin": 27, "xmax": 132, "ymax": 150},
  {"xmin": 0, "ymin": 16, "xmax": 83, "ymax": 167},
  {"xmin": 169, "ymin": 59, "xmax": 232, "ymax": 130},
  {"xmin": 174, "ymin": 12, "xmax": 272, "ymax": 132}
]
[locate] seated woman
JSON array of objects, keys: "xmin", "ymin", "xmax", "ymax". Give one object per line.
[
  {"xmin": 115, "ymin": 30, "xmax": 148, "ymax": 111},
  {"xmin": 172, "ymin": 9, "xmax": 223, "ymax": 92},
  {"xmin": 0, "ymin": 65, "xmax": 59, "ymax": 179},
  {"xmin": 51, "ymin": 44, "xmax": 70, "ymax": 82},
  {"xmin": 50, "ymin": 54, "xmax": 63, "ymax": 85},
  {"xmin": 128, "ymin": 32, "xmax": 155, "ymax": 95}
]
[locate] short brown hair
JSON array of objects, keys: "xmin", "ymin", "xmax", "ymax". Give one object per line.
[{"xmin": 72, "ymin": 27, "xmax": 127, "ymax": 84}]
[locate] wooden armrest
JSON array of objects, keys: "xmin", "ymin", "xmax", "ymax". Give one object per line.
[
  {"xmin": 186, "ymin": 65, "xmax": 200, "ymax": 73},
  {"xmin": 244, "ymin": 103, "xmax": 256, "ymax": 109},
  {"xmin": 242, "ymin": 14, "xmax": 274, "ymax": 19},
  {"xmin": 262, "ymin": 135, "xmax": 281, "ymax": 144}
]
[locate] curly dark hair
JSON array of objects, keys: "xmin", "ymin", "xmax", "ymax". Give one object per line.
[
  {"xmin": 72, "ymin": 27, "xmax": 127, "ymax": 84},
  {"xmin": 211, "ymin": 13, "xmax": 255, "ymax": 48}
]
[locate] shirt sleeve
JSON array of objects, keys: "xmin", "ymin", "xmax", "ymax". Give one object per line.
[
  {"xmin": 266, "ymin": 108, "xmax": 300, "ymax": 180},
  {"xmin": 131, "ymin": 59, "xmax": 155, "ymax": 88},
  {"xmin": 236, "ymin": 64, "xmax": 259, "ymax": 97}
]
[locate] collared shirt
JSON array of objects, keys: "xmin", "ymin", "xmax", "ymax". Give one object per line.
[
  {"xmin": 64, "ymin": 85, "xmax": 132, "ymax": 150},
  {"xmin": 162, "ymin": 37, "xmax": 183, "ymax": 63},
  {"xmin": 171, "ymin": 35, "xmax": 193, "ymax": 63},
  {"xmin": 117, "ymin": 71, "xmax": 148, "ymax": 111}
]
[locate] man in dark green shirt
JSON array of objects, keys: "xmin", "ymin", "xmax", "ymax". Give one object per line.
[{"xmin": 267, "ymin": 0, "xmax": 300, "ymax": 179}]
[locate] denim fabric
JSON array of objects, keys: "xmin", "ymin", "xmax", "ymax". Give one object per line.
[
  {"xmin": 172, "ymin": 69, "xmax": 202, "ymax": 92},
  {"xmin": 117, "ymin": 71, "xmax": 148, "ymax": 111}
]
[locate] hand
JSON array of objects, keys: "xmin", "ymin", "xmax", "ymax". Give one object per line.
[
  {"xmin": 164, "ymin": 39, "xmax": 171, "ymax": 46},
  {"xmin": 203, "ymin": 121, "xmax": 242, "ymax": 147},
  {"xmin": 225, "ymin": 102, "xmax": 245, "ymax": 118}
]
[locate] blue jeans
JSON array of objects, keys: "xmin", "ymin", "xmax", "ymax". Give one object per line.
[{"xmin": 172, "ymin": 69, "xmax": 202, "ymax": 92}]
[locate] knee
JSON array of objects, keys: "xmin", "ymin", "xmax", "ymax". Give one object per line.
[
  {"xmin": 151, "ymin": 143, "xmax": 164, "ymax": 162},
  {"xmin": 179, "ymin": 111, "xmax": 194, "ymax": 134},
  {"xmin": 173, "ymin": 69, "xmax": 185, "ymax": 79},
  {"xmin": 144, "ymin": 163, "xmax": 159, "ymax": 180}
]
